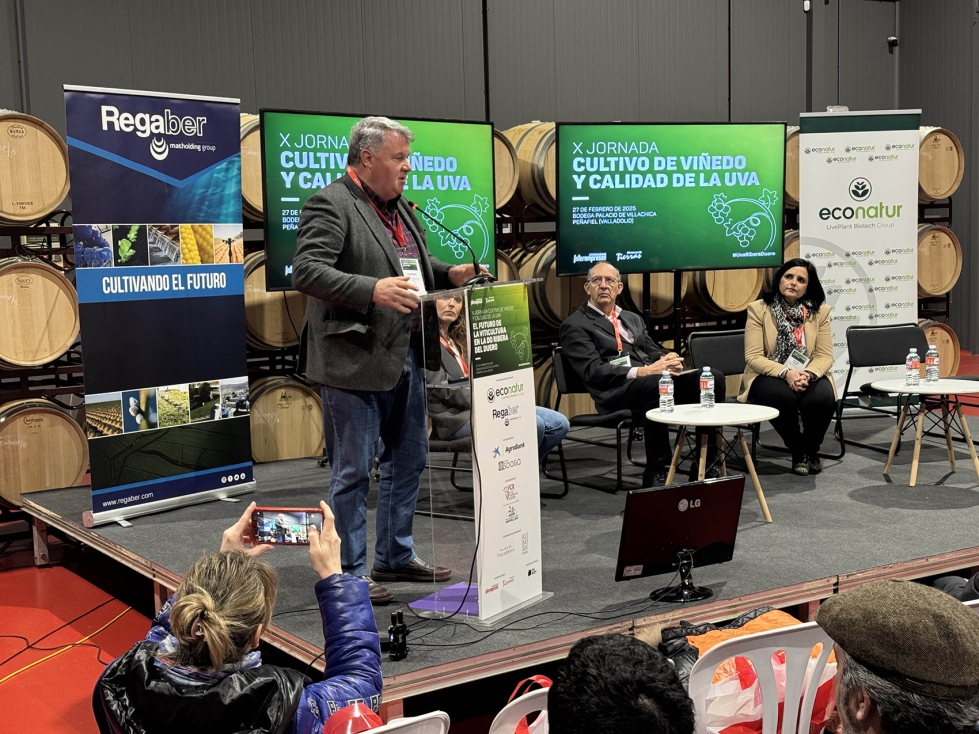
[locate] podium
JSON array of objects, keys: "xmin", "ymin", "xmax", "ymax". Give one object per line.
[{"xmin": 410, "ymin": 280, "xmax": 551, "ymax": 625}]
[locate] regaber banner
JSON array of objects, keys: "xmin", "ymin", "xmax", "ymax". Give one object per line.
[
  {"xmin": 468, "ymin": 283, "xmax": 543, "ymax": 621},
  {"xmin": 799, "ymin": 111, "xmax": 921, "ymax": 388},
  {"xmin": 64, "ymin": 86, "xmax": 253, "ymax": 525}
]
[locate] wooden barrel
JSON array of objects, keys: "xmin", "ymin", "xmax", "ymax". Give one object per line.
[
  {"xmin": 687, "ymin": 268, "xmax": 764, "ymax": 314},
  {"xmin": 495, "ymin": 250, "xmax": 519, "ymax": 282},
  {"xmin": 917, "ymin": 223, "xmax": 962, "ymax": 296},
  {"xmin": 917, "ymin": 319, "xmax": 960, "ymax": 378},
  {"xmin": 762, "ymin": 230, "xmax": 801, "ymax": 293},
  {"xmin": 493, "ymin": 129, "xmax": 519, "ymax": 209},
  {"xmin": 918, "ymin": 126, "xmax": 965, "ymax": 203},
  {"xmin": 243, "ymin": 252, "xmax": 306, "ymax": 350},
  {"xmin": 621, "ymin": 271, "xmax": 690, "ymax": 318},
  {"xmin": 0, "ymin": 258, "xmax": 79, "ymax": 368},
  {"xmin": 785, "ymin": 126, "xmax": 800, "ymax": 207},
  {"xmin": 240, "ymin": 114, "xmax": 264, "ymax": 221},
  {"xmin": 0, "ymin": 112, "xmax": 71, "ymax": 224},
  {"xmin": 514, "ymin": 240, "xmax": 586, "ymax": 330},
  {"xmin": 503, "ymin": 122, "xmax": 556, "ymax": 214},
  {"xmin": 249, "ymin": 376, "xmax": 324, "ymax": 463},
  {"xmin": 0, "ymin": 398, "xmax": 88, "ymax": 506},
  {"xmin": 534, "ymin": 357, "xmax": 596, "ymax": 420}
]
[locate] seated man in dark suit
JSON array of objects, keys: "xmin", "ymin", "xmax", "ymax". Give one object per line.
[{"xmin": 558, "ymin": 262, "xmax": 724, "ymax": 486}]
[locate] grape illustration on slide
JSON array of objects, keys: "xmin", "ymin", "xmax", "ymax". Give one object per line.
[
  {"xmin": 707, "ymin": 188, "xmax": 780, "ymax": 252},
  {"xmin": 423, "ymin": 195, "xmax": 492, "ymax": 262},
  {"xmin": 508, "ymin": 330, "xmax": 530, "ymax": 362}
]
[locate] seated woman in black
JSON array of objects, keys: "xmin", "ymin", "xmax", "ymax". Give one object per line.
[{"xmin": 738, "ymin": 258, "xmax": 836, "ymax": 475}]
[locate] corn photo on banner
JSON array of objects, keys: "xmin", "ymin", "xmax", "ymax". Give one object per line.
[
  {"xmin": 64, "ymin": 86, "xmax": 253, "ymax": 526},
  {"xmin": 798, "ymin": 110, "xmax": 921, "ymax": 390}
]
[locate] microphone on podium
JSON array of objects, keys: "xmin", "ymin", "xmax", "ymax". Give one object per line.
[{"xmin": 407, "ymin": 200, "xmax": 495, "ymax": 286}]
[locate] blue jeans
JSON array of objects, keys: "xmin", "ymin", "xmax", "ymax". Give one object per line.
[
  {"xmin": 321, "ymin": 345, "xmax": 428, "ymax": 577},
  {"xmin": 450, "ymin": 406, "xmax": 569, "ymax": 462}
]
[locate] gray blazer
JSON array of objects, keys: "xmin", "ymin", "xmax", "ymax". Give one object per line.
[
  {"xmin": 292, "ymin": 175, "xmax": 454, "ymax": 391},
  {"xmin": 426, "ymin": 343, "xmax": 471, "ymax": 440}
]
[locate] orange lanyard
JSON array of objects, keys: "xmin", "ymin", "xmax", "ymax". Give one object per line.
[
  {"xmin": 608, "ymin": 311, "xmax": 624, "ymax": 353},
  {"xmin": 441, "ymin": 336, "xmax": 469, "ymax": 377},
  {"xmin": 346, "ymin": 166, "xmax": 408, "ymax": 249}
]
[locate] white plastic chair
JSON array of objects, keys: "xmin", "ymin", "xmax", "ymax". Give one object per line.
[
  {"xmin": 369, "ymin": 711, "xmax": 450, "ymax": 734},
  {"xmin": 488, "ymin": 687, "xmax": 548, "ymax": 734},
  {"xmin": 687, "ymin": 622, "xmax": 833, "ymax": 734}
]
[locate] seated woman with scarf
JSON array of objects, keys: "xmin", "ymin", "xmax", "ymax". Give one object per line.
[{"xmin": 738, "ymin": 258, "xmax": 836, "ymax": 476}]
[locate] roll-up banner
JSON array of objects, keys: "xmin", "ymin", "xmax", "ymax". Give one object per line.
[
  {"xmin": 64, "ymin": 86, "xmax": 253, "ymax": 527},
  {"xmin": 799, "ymin": 110, "xmax": 921, "ymax": 388},
  {"xmin": 468, "ymin": 282, "xmax": 544, "ymax": 622}
]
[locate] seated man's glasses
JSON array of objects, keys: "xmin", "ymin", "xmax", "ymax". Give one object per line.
[{"xmin": 588, "ymin": 276, "xmax": 619, "ymax": 285}]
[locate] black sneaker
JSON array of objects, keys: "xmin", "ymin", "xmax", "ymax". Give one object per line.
[
  {"xmin": 792, "ymin": 460, "xmax": 810, "ymax": 476},
  {"xmin": 807, "ymin": 456, "xmax": 822, "ymax": 475},
  {"xmin": 642, "ymin": 468, "xmax": 668, "ymax": 488}
]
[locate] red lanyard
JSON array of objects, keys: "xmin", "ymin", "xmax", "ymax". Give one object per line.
[
  {"xmin": 607, "ymin": 311, "xmax": 624, "ymax": 353},
  {"xmin": 783, "ymin": 304, "xmax": 808, "ymax": 348},
  {"xmin": 441, "ymin": 336, "xmax": 469, "ymax": 377},
  {"xmin": 346, "ymin": 166, "xmax": 409, "ymax": 249}
]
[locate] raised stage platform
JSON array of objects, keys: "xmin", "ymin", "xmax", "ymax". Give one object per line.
[{"xmin": 20, "ymin": 414, "xmax": 979, "ymax": 715}]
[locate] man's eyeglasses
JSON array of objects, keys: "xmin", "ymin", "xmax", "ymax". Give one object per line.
[{"xmin": 587, "ymin": 276, "xmax": 620, "ymax": 286}]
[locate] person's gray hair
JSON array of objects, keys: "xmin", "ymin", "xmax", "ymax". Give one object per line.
[
  {"xmin": 586, "ymin": 263, "xmax": 620, "ymax": 281},
  {"xmin": 838, "ymin": 652, "xmax": 979, "ymax": 734},
  {"xmin": 348, "ymin": 116, "xmax": 414, "ymax": 166}
]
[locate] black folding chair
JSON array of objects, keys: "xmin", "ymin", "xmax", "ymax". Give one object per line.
[
  {"xmin": 687, "ymin": 329, "xmax": 758, "ymax": 461},
  {"xmin": 540, "ymin": 346, "xmax": 638, "ymax": 494},
  {"xmin": 835, "ymin": 323, "xmax": 929, "ymax": 457}
]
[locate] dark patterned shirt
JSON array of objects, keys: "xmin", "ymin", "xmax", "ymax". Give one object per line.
[
  {"xmin": 359, "ymin": 179, "xmax": 421, "ymax": 262},
  {"xmin": 359, "ymin": 179, "xmax": 424, "ymax": 332}
]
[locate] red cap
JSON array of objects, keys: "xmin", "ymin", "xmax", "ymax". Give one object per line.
[{"xmin": 322, "ymin": 703, "xmax": 384, "ymax": 734}]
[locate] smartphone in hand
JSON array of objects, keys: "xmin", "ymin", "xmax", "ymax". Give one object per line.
[{"xmin": 251, "ymin": 506, "xmax": 325, "ymax": 546}]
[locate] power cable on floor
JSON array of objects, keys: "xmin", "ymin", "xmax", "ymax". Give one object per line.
[
  {"xmin": 0, "ymin": 598, "xmax": 116, "ymax": 668},
  {"xmin": 0, "ymin": 606, "xmax": 131, "ymax": 685}
]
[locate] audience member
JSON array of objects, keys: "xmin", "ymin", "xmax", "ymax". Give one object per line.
[
  {"xmin": 815, "ymin": 578, "xmax": 979, "ymax": 734},
  {"xmin": 549, "ymin": 634, "xmax": 694, "ymax": 734},
  {"xmin": 93, "ymin": 501, "xmax": 382, "ymax": 734}
]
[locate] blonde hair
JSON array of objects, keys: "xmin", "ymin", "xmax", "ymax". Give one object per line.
[{"xmin": 167, "ymin": 550, "xmax": 278, "ymax": 670}]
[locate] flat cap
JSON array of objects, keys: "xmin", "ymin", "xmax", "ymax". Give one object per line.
[{"xmin": 816, "ymin": 579, "xmax": 979, "ymax": 700}]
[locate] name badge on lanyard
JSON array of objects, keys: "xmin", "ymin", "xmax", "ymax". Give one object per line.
[
  {"xmin": 609, "ymin": 354, "xmax": 630, "ymax": 367},
  {"xmin": 784, "ymin": 347, "xmax": 811, "ymax": 371},
  {"xmin": 400, "ymin": 258, "xmax": 427, "ymax": 296}
]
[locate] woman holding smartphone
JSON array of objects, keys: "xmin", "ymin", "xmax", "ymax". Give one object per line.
[
  {"xmin": 93, "ymin": 501, "xmax": 381, "ymax": 734},
  {"xmin": 739, "ymin": 258, "xmax": 836, "ymax": 476}
]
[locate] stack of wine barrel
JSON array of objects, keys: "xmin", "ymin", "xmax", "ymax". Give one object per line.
[
  {"xmin": 0, "ymin": 110, "xmax": 88, "ymax": 505},
  {"xmin": 239, "ymin": 114, "xmax": 326, "ymax": 463}
]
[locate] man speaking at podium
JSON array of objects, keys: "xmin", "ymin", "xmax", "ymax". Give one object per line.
[
  {"xmin": 559, "ymin": 262, "xmax": 724, "ymax": 487},
  {"xmin": 293, "ymin": 116, "xmax": 483, "ymax": 604}
]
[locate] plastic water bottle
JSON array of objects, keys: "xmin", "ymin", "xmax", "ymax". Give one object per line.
[
  {"xmin": 905, "ymin": 348, "xmax": 920, "ymax": 387},
  {"xmin": 659, "ymin": 371, "xmax": 675, "ymax": 413},
  {"xmin": 700, "ymin": 367, "xmax": 715, "ymax": 409},
  {"xmin": 925, "ymin": 345, "xmax": 940, "ymax": 383}
]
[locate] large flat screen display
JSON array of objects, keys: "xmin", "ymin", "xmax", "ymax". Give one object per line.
[
  {"xmin": 261, "ymin": 110, "xmax": 496, "ymax": 290},
  {"xmin": 556, "ymin": 123, "xmax": 786, "ymax": 275}
]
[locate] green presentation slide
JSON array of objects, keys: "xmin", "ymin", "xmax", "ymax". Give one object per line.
[
  {"xmin": 262, "ymin": 110, "xmax": 496, "ymax": 290},
  {"xmin": 556, "ymin": 123, "xmax": 786, "ymax": 275}
]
